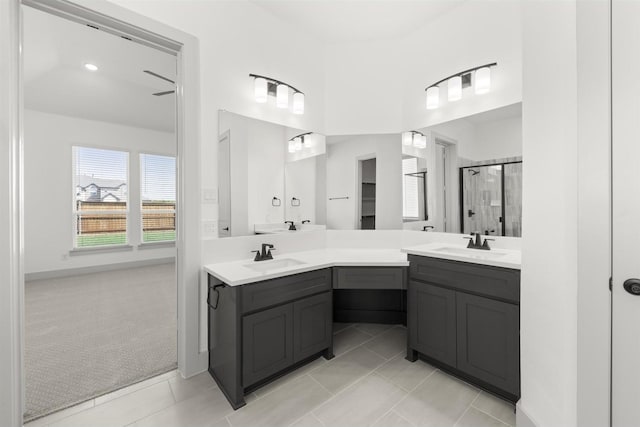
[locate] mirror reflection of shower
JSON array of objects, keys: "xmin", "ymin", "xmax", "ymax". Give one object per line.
[{"xmin": 461, "ymin": 160, "xmax": 522, "ymax": 237}]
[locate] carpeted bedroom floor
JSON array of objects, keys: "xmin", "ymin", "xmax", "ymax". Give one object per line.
[{"xmin": 24, "ymin": 262, "xmax": 177, "ymax": 422}]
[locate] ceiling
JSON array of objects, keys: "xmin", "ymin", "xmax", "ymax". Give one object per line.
[
  {"xmin": 23, "ymin": 6, "xmax": 176, "ymax": 133},
  {"xmin": 251, "ymin": 0, "xmax": 465, "ymax": 43}
]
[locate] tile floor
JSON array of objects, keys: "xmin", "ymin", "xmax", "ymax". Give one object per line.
[{"xmin": 25, "ymin": 323, "xmax": 516, "ymax": 427}]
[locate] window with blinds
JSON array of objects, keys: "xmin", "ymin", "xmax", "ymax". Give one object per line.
[
  {"xmin": 403, "ymin": 157, "xmax": 419, "ymax": 218},
  {"xmin": 72, "ymin": 146, "xmax": 129, "ymax": 247},
  {"xmin": 140, "ymin": 153, "xmax": 176, "ymax": 243}
]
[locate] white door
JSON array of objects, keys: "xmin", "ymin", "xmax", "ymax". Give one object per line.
[{"xmin": 612, "ymin": 1, "xmax": 640, "ymax": 425}]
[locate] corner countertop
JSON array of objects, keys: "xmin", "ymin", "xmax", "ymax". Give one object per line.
[
  {"xmin": 203, "ymin": 249, "xmax": 409, "ymax": 286},
  {"xmin": 401, "ymin": 243, "xmax": 521, "ymax": 270}
]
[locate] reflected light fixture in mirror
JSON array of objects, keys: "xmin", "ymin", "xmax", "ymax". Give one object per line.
[
  {"xmin": 402, "ymin": 131, "xmax": 427, "ymax": 149},
  {"xmin": 448, "ymin": 75, "xmax": 462, "ymax": 101}
]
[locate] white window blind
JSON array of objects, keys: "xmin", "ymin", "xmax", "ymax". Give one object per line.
[
  {"xmin": 140, "ymin": 153, "xmax": 176, "ymax": 242},
  {"xmin": 403, "ymin": 157, "xmax": 419, "ymax": 218},
  {"xmin": 72, "ymin": 146, "xmax": 129, "ymax": 247}
]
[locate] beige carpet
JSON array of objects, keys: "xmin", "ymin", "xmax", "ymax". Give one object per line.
[{"xmin": 24, "ymin": 262, "xmax": 177, "ymax": 422}]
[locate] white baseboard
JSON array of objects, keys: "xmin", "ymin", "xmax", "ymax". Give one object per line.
[
  {"xmin": 516, "ymin": 401, "xmax": 539, "ymax": 427},
  {"xmin": 25, "ymin": 257, "xmax": 175, "ymax": 281}
]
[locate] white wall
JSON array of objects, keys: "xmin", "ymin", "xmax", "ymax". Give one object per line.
[
  {"xmin": 520, "ymin": 2, "xmax": 578, "ymax": 426},
  {"xmin": 24, "ymin": 109, "xmax": 176, "ymax": 275},
  {"xmin": 285, "ymin": 156, "xmax": 317, "ymax": 224},
  {"xmin": 326, "ymin": 134, "xmax": 402, "ymax": 230},
  {"xmin": 323, "ymin": 2, "xmax": 522, "ymax": 136},
  {"xmin": 470, "ymin": 115, "xmax": 522, "ymax": 161}
]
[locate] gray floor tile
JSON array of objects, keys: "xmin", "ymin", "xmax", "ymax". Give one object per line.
[
  {"xmin": 227, "ymin": 375, "xmax": 331, "ymax": 427},
  {"xmin": 289, "ymin": 413, "xmax": 325, "ymax": 427},
  {"xmin": 471, "ymin": 392, "xmax": 516, "ymax": 426},
  {"xmin": 394, "ymin": 371, "xmax": 479, "ymax": 427},
  {"xmin": 168, "ymin": 371, "xmax": 218, "ymax": 402},
  {"xmin": 49, "ymin": 381, "xmax": 175, "ymax": 427},
  {"xmin": 364, "ymin": 326, "xmax": 407, "ymax": 359},
  {"xmin": 353, "ymin": 323, "xmax": 394, "ymax": 337},
  {"xmin": 332, "ymin": 327, "xmax": 373, "ymax": 356},
  {"xmin": 375, "ymin": 354, "xmax": 436, "ymax": 392},
  {"xmin": 313, "ymin": 373, "xmax": 406, "ymax": 427},
  {"xmin": 254, "ymin": 357, "xmax": 327, "ymax": 398},
  {"xmin": 333, "ymin": 323, "xmax": 353, "ymax": 334},
  {"xmin": 131, "ymin": 386, "xmax": 233, "ymax": 427},
  {"xmin": 310, "ymin": 346, "xmax": 386, "ymax": 394},
  {"xmin": 455, "ymin": 407, "xmax": 509, "ymax": 427},
  {"xmin": 372, "ymin": 411, "xmax": 415, "ymax": 427}
]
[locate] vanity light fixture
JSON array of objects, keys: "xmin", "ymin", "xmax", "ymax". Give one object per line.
[
  {"xmin": 288, "ymin": 132, "xmax": 313, "ymax": 153},
  {"xmin": 401, "ymin": 131, "xmax": 427, "ymax": 149},
  {"xmin": 425, "ymin": 62, "xmax": 496, "ymax": 110},
  {"xmin": 249, "ymin": 74, "xmax": 305, "ymax": 114}
]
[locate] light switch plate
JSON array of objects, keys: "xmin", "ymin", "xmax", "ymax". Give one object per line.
[
  {"xmin": 202, "ymin": 188, "xmax": 218, "ymax": 204},
  {"xmin": 203, "ymin": 221, "xmax": 217, "ymax": 236}
]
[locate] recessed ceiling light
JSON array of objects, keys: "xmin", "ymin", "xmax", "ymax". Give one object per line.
[{"xmin": 84, "ymin": 63, "xmax": 98, "ymax": 71}]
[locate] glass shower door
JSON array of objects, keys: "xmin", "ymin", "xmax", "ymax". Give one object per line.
[
  {"xmin": 462, "ymin": 165, "xmax": 503, "ymax": 235},
  {"xmin": 504, "ymin": 162, "xmax": 523, "ymax": 237}
]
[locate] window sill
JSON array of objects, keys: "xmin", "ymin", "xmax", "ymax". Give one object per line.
[
  {"xmin": 138, "ymin": 241, "xmax": 175, "ymax": 249},
  {"xmin": 69, "ymin": 245, "xmax": 133, "ymax": 256}
]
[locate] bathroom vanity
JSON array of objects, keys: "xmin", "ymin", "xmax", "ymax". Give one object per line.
[{"xmin": 205, "ymin": 240, "xmax": 521, "ymax": 409}]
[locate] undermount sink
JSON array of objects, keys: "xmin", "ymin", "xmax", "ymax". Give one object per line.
[
  {"xmin": 243, "ymin": 258, "xmax": 305, "ymax": 272},
  {"xmin": 433, "ymin": 246, "xmax": 508, "ymax": 259}
]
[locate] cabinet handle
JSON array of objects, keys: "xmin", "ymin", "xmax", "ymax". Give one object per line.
[{"xmin": 207, "ymin": 284, "xmax": 225, "ymax": 309}]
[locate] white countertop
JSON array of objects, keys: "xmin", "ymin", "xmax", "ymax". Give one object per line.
[
  {"xmin": 203, "ymin": 249, "xmax": 409, "ymax": 286},
  {"xmin": 402, "ymin": 243, "xmax": 521, "ymax": 270}
]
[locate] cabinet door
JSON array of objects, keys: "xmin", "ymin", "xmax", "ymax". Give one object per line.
[
  {"xmin": 456, "ymin": 292, "xmax": 519, "ymax": 395},
  {"xmin": 408, "ymin": 281, "xmax": 457, "ymax": 367},
  {"xmin": 293, "ymin": 292, "xmax": 332, "ymax": 362},
  {"xmin": 242, "ymin": 304, "xmax": 294, "ymax": 387}
]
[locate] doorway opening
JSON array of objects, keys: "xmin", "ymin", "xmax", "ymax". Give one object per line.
[
  {"xmin": 358, "ymin": 158, "xmax": 376, "ymax": 229},
  {"xmin": 22, "ymin": 4, "xmax": 179, "ymax": 421}
]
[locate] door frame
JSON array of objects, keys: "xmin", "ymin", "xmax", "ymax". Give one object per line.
[{"xmin": 1, "ymin": 1, "xmax": 202, "ymax": 424}]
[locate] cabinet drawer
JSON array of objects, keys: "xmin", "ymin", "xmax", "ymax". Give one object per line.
[
  {"xmin": 408, "ymin": 255, "xmax": 520, "ymax": 303},
  {"xmin": 241, "ymin": 268, "xmax": 331, "ymax": 313},
  {"xmin": 333, "ymin": 267, "xmax": 405, "ymax": 290}
]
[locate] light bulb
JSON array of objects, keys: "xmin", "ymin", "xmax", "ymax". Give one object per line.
[
  {"xmin": 402, "ymin": 132, "xmax": 413, "ymax": 146},
  {"xmin": 288, "ymin": 141, "xmax": 296, "ymax": 153},
  {"xmin": 448, "ymin": 76, "xmax": 462, "ymax": 102},
  {"xmin": 304, "ymin": 134, "xmax": 315, "ymax": 148},
  {"xmin": 475, "ymin": 67, "xmax": 491, "ymax": 94},
  {"xmin": 276, "ymin": 84, "xmax": 288, "ymax": 108},
  {"xmin": 254, "ymin": 77, "xmax": 268, "ymax": 103},
  {"xmin": 293, "ymin": 137, "xmax": 302, "ymax": 151},
  {"xmin": 426, "ymin": 86, "xmax": 439, "ymax": 110},
  {"xmin": 293, "ymin": 92, "xmax": 305, "ymax": 114},
  {"xmin": 414, "ymin": 134, "xmax": 427, "ymax": 149}
]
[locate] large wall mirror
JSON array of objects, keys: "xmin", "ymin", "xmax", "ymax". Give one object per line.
[
  {"xmin": 217, "ymin": 110, "xmax": 326, "ymax": 237},
  {"xmin": 219, "ymin": 103, "xmax": 522, "ymax": 237}
]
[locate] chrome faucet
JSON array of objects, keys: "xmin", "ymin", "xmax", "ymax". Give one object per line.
[
  {"xmin": 422, "ymin": 225, "xmax": 435, "ymax": 232},
  {"xmin": 251, "ymin": 243, "xmax": 275, "ymax": 261}
]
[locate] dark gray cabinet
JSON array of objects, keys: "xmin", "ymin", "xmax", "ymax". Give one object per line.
[
  {"xmin": 293, "ymin": 292, "xmax": 332, "ymax": 362},
  {"xmin": 408, "ymin": 281, "xmax": 456, "ymax": 367},
  {"xmin": 208, "ymin": 269, "xmax": 333, "ymax": 410},
  {"xmin": 456, "ymin": 292, "xmax": 519, "ymax": 396},
  {"xmin": 407, "ymin": 255, "xmax": 520, "ymax": 402},
  {"xmin": 242, "ymin": 303, "xmax": 294, "ymax": 387}
]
